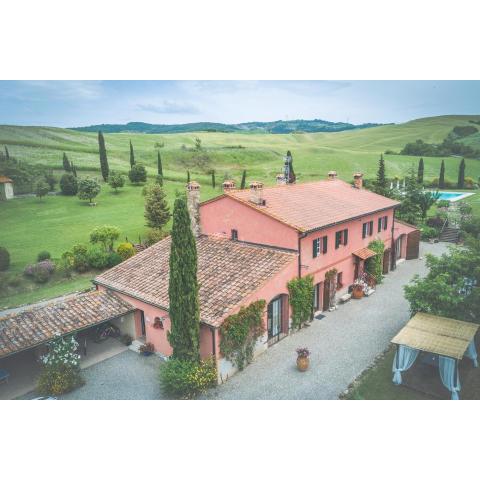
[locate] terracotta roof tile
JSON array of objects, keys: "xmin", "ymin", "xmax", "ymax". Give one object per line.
[
  {"xmin": 353, "ymin": 247, "xmax": 377, "ymax": 260},
  {"xmin": 0, "ymin": 176, "xmax": 13, "ymax": 183},
  {"xmin": 0, "ymin": 291, "xmax": 135, "ymax": 358},
  {"xmin": 95, "ymin": 235, "xmax": 297, "ymax": 328},
  {"xmin": 223, "ymin": 179, "xmax": 400, "ymax": 232}
]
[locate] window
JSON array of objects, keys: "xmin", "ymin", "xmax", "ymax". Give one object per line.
[
  {"xmin": 335, "ymin": 229, "xmax": 348, "ymax": 249},
  {"xmin": 231, "ymin": 229, "xmax": 238, "ymax": 241},
  {"xmin": 313, "ymin": 235, "xmax": 328, "ymax": 258},
  {"xmin": 336, "ymin": 272, "xmax": 343, "ymax": 290},
  {"xmin": 383, "ymin": 216, "xmax": 388, "ymax": 230},
  {"xmin": 378, "ymin": 218, "xmax": 382, "ymax": 233},
  {"xmin": 362, "ymin": 221, "xmax": 373, "ymax": 238}
]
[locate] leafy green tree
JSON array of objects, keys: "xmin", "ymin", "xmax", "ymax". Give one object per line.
[
  {"xmin": 108, "ymin": 171, "xmax": 125, "ymax": 192},
  {"xmin": 374, "ymin": 153, "xmax": 388, "ymax": 195},
  {"xmin": 211, "ymin": 170, "xmax": 216, "ymax": 189},
  {"xmin": 240, "ymin": 169, "xmax": 247, "ymax": 189},
  {"xmin": 144, "ymin": 184, "xmax": 171, "ymax": 230},
  {"xmin": 129, "ymin": 140, "xmax": 135, "ymax": 168},
  {"xmin": 194, "ymin": 137, "xmax": 202, "ymax": 151},
  {"xmin": 417, "ymin": 157, "xmax": 424, "ymax": 184},
  {"xmin": 78, "ymin": 177, "xmax": 101, "ymax": 204},
  {"xmin": 44, "ymin": 171, "xmax": 57, "ymax": 191},
  {"xmin": 404, "ymin": 239, "xmax": 480, "ymax": 323},
  {"xmin": 35, "ymin": 179, "xmax": 50, "ymax": 200},
  {"xmin": 167, "ymin": 197, "xmax": 200, "ymax": 362},
  {"xmin": 98, "ymin": 131, "xmax": 109, "ymax": 181},
  {"xmin": 395, "ymin": 167, "xmax": 423, "ymax": 225},
  {"xmin": 439, "ymin": 159, "xmax": 445, "ymax": 189},
  {"xmin": 457, "ymin": 157, "xmax": 466, "ymax": 189},
  {"xmin": 62, "ymin": 152, "xmax": 71, "ymax": 172},
  {"xmin": 128, "ymin": 164, "xmax": 147, "ymax": 184},
  {"xmin": 60, "ymin": 173, "xmax": 78, "ymax": 195},
  {"xmin": 89, "ymin": 225, "xmax": 120, "ymax": 252}
]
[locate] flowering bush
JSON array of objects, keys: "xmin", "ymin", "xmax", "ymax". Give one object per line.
[
  {"xmin": 117, "ymin": 242, "xmax": 135, "ymax": 260},
  {"xmin": 353, "ymin": 273, "xmax": 369, "ymax": 294},
  {"xmin": 159, "ymin": 357, "xmax": 217, "ymax": 399},
  {"xmin": 296, "ymin": 347, "xmax": 310, "ymax": 358},
  {"xmin": 37, "ymin": 336, "xmax": 83, "ymax": 396},
  {"xmin": 24, "ymin": 260, "xmax": 56, "ymax": 283},
  {"xmin": 139, "ymin": 342, "xmax": 155, "ymax": 354}
]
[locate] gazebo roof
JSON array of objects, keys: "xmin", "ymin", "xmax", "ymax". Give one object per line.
[
  {"xmin": 391, "ymin": 312, "xmax": 479, "ymax": 360},
  {"xmin": 353, "ymin": 247, "xmax": 377, "ymax": 260}
]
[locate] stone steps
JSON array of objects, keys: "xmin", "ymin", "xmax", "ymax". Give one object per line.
[{"xmin": 440, "ymin": 227, "xmax": 460, "ymax": 243}]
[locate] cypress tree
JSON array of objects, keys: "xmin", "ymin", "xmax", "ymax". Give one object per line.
[
  {"xmin": 211, "ymin": 170, "xmax": 216, "ymax": 189},
  {"xmin": 417, "ymin": 157, "xmax": 424, "ymax": 184},
  {"xmin": 72, "ymin": 163, "xmax": 77, "ymax": 178},
  {"xmin": 167, "ymin": 197, "xmax": 200, "ymax": 361},
  {"xmin": 157, "ymin": 151, "xmax": 163, "ymax": 176},
  {"xmin": 129, "ymin": 140, "xmax": 135, "ymax": 168},
  {"xmin": 5, "ymin": 146, "xmax": 9, "ymax": 160},
  {"xmin": 375, "ymin": 153, "xmax": 387, "ymax": 194},
  {"xmin": 98, "ymin": 131, "xmax": 109, "ymax": 181},
  {"xmin": 457, "ymin": 158, "xmax": 465, "ymax": 189},
  {"xmin": 187, "ymin": 170, "xmax": 191, "ymax": 183},
  {"xmin": 439, "ymin": 160, "xmax": 445, "ymax": 189},
  {"xmin": 240, "ymin": 169, "xmax": 247, "ymax": 189},
  {"xmin": 62, "ymin": 152, "xmax": 71, "ymax": 172},
  {"xmin": 144, "ymin": 184, "xmax": 171, "ymax": 230}
]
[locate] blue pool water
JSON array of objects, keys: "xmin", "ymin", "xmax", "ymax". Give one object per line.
[{"xmin": 437, "ymin": 192, "xmax": 467, "ymax": 201}]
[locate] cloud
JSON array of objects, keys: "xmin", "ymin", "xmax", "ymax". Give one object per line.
[
  {"xmin": 136, "ymin": 100, "xmax": 201, "ymax": 115},
  {"xmin": 18, "ymin": 81, "xmax": 105, "ymax": 100}
]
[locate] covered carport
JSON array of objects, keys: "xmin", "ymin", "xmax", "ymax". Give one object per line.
[{"xmin": 0, "ymin": 290, "xmax": 136, "ymax": 399}]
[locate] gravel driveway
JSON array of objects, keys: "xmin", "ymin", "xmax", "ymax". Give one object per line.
[{"xmin": 203, "ymin": 242, "xmax": 449, "ymax": 400}]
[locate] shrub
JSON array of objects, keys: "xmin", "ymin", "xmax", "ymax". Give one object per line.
[
  {"xmin": 89, "ymin": 225, "xmax": 120, "ymax": 252},
  {"xmin": 426, "ymin": 216, "xmax": 445, "ymax": 230},
  {"xmin": 420, "ymin": 225, "xmax": 438, "ymax": 241},
  {"xmin": 37, "ymin": 251, "xmax": 51, "ymax": 262},
  {"xmin": 287, "ymin": 275, "xmax": 314, "ymax": 329},
  {"xmin": 58, "ymin": 251, "xmax": 74, "ymax": 278},
  {"xmin": 144, "ymin": 228, "xmax": 168, "ymax": 247},
  {"xmin": 437, "ymin": 200, "xmax": 450, "ymax": 209},
  {"xmin": 72, "ymin": 244, "xmax": 89, "ymax": 272},
  {"xmin": 0, "ymin": 246, "xmax": 10, "ymax": 271},
  {"xmin": 120, "ymin": 334, "xmax": 133, "ymax": 346},
  {"xmin": 37, "ymin": 336, "xmax": 83, "ymax": 396},
  {"xmin": 159, "ymin": 357, "xmax": 217, "ymax": 399},
  {"xmin": 108, "ymin": 171, "xmax": 125, "ymax": 192},
  {"xmin": 59, "ymin": 173, "xmax": 78, "ymax": 195},
  {"xmin": 86, "ymin": 245, "xmax": 110, "ymax": 269},
  {"xmin": 365, "ymin": 239, "xmax": 385, "ymax": 284},
  {"xmin": 465, "ymin": 176, "xmax": 475, "ymax": 189},
  {"xmin": 35, "ymin": 179, "xmax": 50, "ymax": 199},
  {"xmin": 77, "ymin": 177, "xmax": 101, "ymax": 204},
  {"xmin": 24, "ymin": 260, "xmax": 56, "ymax": 283},
  {"xmin": 116, "ymin": 242, "xmax": 135, "ymax": 260},
  {"xmin": 106, "ymin": 252, "xmax": 122, "ymax": 267},
  {"xmin": 128, "ymin": 164, "xmax": 147, "ymax": 184}
]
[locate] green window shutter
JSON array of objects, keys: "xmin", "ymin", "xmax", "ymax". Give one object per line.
[
  {"xmin": 313, "ymin": 239, "xmax": 318, "ymax": 258},
  {"xmin": 362, "ymin": 223, "xmax": 367, "ymax": 238},
  {"xmin": 323, "ymin": 236, "xmax": 328, "ymax": 253},
  {"xmin": 343, "ymin": 229, "xmax": 348, "ymax": 245},
  {"xmin": 369, "ymin": 221, "xmax": 373, "ymax": 235},
  {"xmin": 384, "ymin": 216, "xmax": 388, "ymax": 230},
  {"xmin": 335, "ymin": 231, "xmax": 341, "ymax": 249},
  {"xmin": 378, "ymin": 218, "xmax": 382, "ymax": 233}
]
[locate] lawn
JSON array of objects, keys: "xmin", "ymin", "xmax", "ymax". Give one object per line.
[{"xmin": 0, "ymin": 176, "xmax": 219, "ymax": 309}]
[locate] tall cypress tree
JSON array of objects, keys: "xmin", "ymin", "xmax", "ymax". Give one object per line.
[
  {"xmin": 72, "ymin": 162, "xmax": 77, "ymax": 178},
  {"xmin": 62, "ymin": 152, "xmax": 71, "ymax": 172},
  {"xmin": 157, "ymin": 151, "xmax": 163, "ymax": 176},
  {"xmin": 417, "ymin": 157, "xmax": 424, "ymax": 184},
  {"xmin": 98, "ymin": 131, "xmax": 109, "ymax": 181},
  {"xmin": 375, "ymin": 153, "xmax": 387, "ymax": 194},
  {"xmin": 240, "ymin": 169, "xmax": 247, "ymax": 189},
  {"xmin": 129, "ymin": 140, "xmax": 135, "ymax": 168},
  {"xmin": 5, "ymin": 146, "xmax": 9, "ymax": 160},
  {"xmin": 167, "ymin": 197, "xmax": 200, "ymax": 362},
  {"xmin": 187, "ymin": 170, "xmax": 191, "ymax": 183},
  {"xmin": 211, "ymin": 170, "xmax": 216, "ymax": 189},
  {"xmin": 457, "ymin": 158, "xmax": 465, "ymax": 189},
  {"xmin": 439, "ymin": 159, "xmax": 445, "ymax": 189}
]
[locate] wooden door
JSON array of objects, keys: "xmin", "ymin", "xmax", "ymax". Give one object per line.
[
  {"xmin": 323, "ymin": 281, "xmax": 330, "ymax": 311},
  {"xmin": 383, "ymin": 249, "xmax": 390, "ymax": 274}
]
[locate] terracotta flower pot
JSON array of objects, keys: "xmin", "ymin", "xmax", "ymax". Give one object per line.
[
  {"xmin": 352, "ymin": 287, "xmax": 364, "ymax": 299},
  {"xmin": 297, "ymin": 356, "xmax": 309, "ymax": 372}
]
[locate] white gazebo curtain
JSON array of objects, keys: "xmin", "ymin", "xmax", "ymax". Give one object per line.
[
  {"xmin": 392, "ymin": 345, "xmax": 419, "ymax": 385},
  {"xmin": 439, "ymin": 356, "xmax": 461, "ymax": 400},
  {"xmin": 464, "ymin": 340, "xmax": 478, "ymax": 367}
]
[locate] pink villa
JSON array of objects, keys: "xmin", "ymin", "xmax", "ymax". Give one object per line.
[{"xmin": 93, "ymin": 171, "xmax": 419, "ymax": 381}]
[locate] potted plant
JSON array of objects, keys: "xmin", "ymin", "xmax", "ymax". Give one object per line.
[
  {"xmin": 139, "ymin": 342, "xmax": 155, "ymax": 356},
  {"xmin": 120, "ymin": 333, "xmax": 133, "ymax": 346},
  {"xmin": 296, "ymin": 347, "xmax": 310, "ymax": 372},
  {"xmin": 352, "ymin": 274, "xmax": 368, "ymax": 299}
]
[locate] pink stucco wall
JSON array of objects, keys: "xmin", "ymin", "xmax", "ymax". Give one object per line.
[{"xmin": 200, "ymin": 196, "xmax": 298, "ymax": 250}]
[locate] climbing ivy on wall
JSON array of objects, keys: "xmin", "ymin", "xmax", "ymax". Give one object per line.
[
  {"xmin": 219, "ymin": 300, "xmax": 266, "ymax": 371},
  {"xmin": 287, "ymin": 274, "xmax": 314, "ymax": 329},
  {"xmin": 366, "ymin": 239, "xmax": 385, "ymax": 284}
]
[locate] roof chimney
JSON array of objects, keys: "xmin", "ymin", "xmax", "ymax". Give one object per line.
[
  {"xmin": 353, "ymin": 172, "xmax": 363, "ymax": 189},
  {"xmin": 249, "ymin": 181, "xmax": 265, "ymax": 206},
  {"xmin": 186, "ymin": 181, "xmax": 201, "ymax": 237},
  {"xmin": 222, "ymin": 179, "xmax": 235, "ymax": 192},
  {"xmin": 328, "ymin": 171, "xmax": 337, "ymax": 180}
]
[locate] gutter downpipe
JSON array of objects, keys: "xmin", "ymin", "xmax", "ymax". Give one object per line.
[{"xmin": 298, "ymin": 232, "xmax": 308, "ymax": 278}]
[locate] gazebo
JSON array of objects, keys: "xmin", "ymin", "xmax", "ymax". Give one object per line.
[{"xmin": 391, "ymin": 312, "xmax": 479, "ymax": 399}]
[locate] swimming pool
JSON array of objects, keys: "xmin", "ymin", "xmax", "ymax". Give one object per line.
[{"xmin": 435, "ymin": 191, "xmax": 475, "ymax": 202}]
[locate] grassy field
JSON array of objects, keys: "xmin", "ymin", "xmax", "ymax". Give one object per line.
[{"xmin": 1, "ymin": 114, "xmax": 480, "ymax": 309}]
